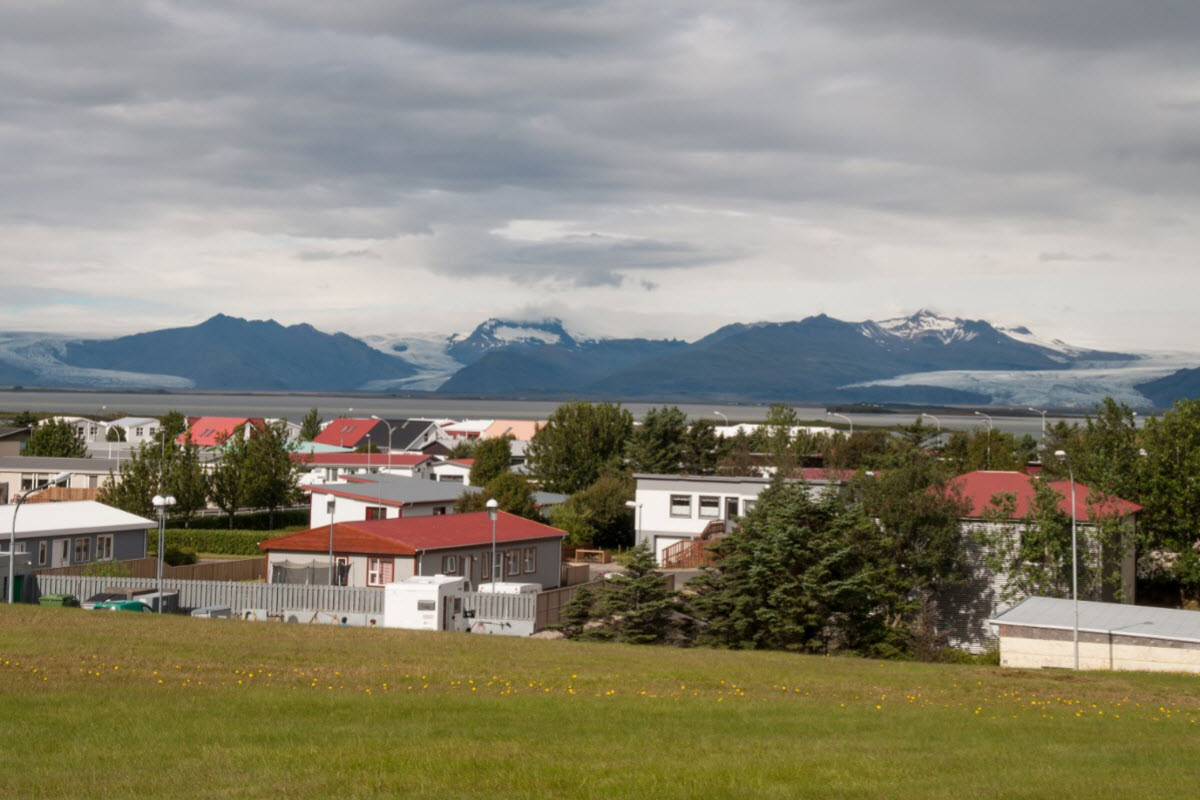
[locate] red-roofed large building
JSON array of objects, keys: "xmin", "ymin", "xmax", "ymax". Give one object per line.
[
  {"xmin": 260, "ymin": 511, "xmax": 565, "ymax": 589},
  {"xmin": 179, "ymin": 417, "xmax": 265, "ymax": 447},
  {"xmin": 942, "ymin": 470, "xmax": 1140, "ymax": 653},
  {"xmin": 313, "ymin": 418, "xmax": 452, "ymax": 454}
]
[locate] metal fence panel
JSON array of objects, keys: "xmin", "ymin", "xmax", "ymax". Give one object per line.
[
  {"xmin": 462, "ymin": 591, "xmax": 535, "ymax": 622},
  {"xmin": 26, "ymin": 575, "xmax": 383, "ymax": 615}
]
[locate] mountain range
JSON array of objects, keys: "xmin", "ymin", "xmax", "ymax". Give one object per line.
[{"xmin": 1, "ymin": 310, "xmax": 1193, "ymax": 408}]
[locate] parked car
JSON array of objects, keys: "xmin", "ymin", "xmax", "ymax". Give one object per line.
[{"xmin": 91, "ymin": 599, "xmax": 153, "ymax": 612}]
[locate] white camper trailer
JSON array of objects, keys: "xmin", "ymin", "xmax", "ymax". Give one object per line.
[
  {"xmin": 383, "ymin": 574, "xmax": 470, "ymax": 632},
  {"xmin": 476, "ymin": 582, "xmax": 541, "ymax": 595}
]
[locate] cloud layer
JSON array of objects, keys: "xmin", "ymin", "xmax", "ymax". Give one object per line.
[{"xmin": 1, "ymin": 1, "xmax": 1197, "ymax": 348}]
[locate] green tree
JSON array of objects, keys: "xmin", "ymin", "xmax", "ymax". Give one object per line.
[
  {"xmin": 105, "ymin": 426, "xmax": 126, "ymax": 443},
  {"xmin": 716, "ymin": 429, "xmax": 758, "ymax": 477},
  {"xmin": 447, "ymin": 437, "xmax": 478, "ymax": 459},
  {"xmin": 470, "ymin": 435, "xmax": 514, "ymax": 486},
  {"xmin": 208, "ymin": 433, "xmax": 250, "ymax": 529},
  {"xmin": 526, "ymin": 401, "xmax": 633, "ymax": 494},
  {"xmin": 26, "ymin": 418, "xmax": 88, "ymax": 458},
  {"xmin": 978, "ymin": 481, "xmax": 1075, "ymax": 604},
  {"xmin": 155, "ymin": 411, "xmax": 188, "ymax": 450},
  {"xmin": 245, "ymin": 420, "xmax": 301, "ymax": 528},
  {"xmin": 758, "ymin": 403, "xmax": 800, "ymax": 476},
  {"xmin": 8, "ymin": 410, "xmax": 37, "ymax": 428},
  {"xmin": 625, "ymin": 406, "xmax": 688, "ymax": 474},
  {"xmin": 680, "ymin": 418, "xmax": 723, "ymax": 475},
  {"xmin": 165, "ymin": 434, "xmax": 208, "ymax": 527},
  {"xmin": 690, "ymin": 481, "xmax": 906, "ymax": 656},
  {"xmin": 1138, "ymin": 399, "xmax": 1200, "ymax": 596},
  {"xmin": 298, "ymin": 407, "xmax": 322, "ymax": 442},
  {"xmin": 454, "ymin": 473, "xmax": 541, "ymax": 521},
  {"xmin": 96, "ymin": 442, "xmax": 160, "ymax": 517},
  {"xmin": 561, "ymin": 543, "xmax": 684, "ymax": 645},
  {"xmin": 553, "ymin": 473, "xmax": 635, "ymax": 549}
]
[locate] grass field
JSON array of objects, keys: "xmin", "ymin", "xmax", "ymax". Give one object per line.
[{"xmin": 3, "ymin": 605, "xmax": 1200, "ymax": 799}]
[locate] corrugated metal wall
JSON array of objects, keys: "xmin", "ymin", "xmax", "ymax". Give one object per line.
[{"xmin": 27, "ymin": 574, "xmax": 383, "ymax": 615}]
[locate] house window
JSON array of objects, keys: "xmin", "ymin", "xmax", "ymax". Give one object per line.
[
  {"xmin": 506, "ymin": 549, "xmax": 520, "ymax": 578},
  {"xmin": 14, "ymin": 543, "xmax": 27, "ymax": 554},
  {"xmin": 38, "ymin": 541, "xmax": 47, "ymax": 566},
  {"xmin": 439, "ymin": 475, "xmax": 464, "ymax": 484},
  {"xmin": 441, "ymin": 555, "xmax": 458, "ymax": 574},
  {"xmin": 96, "ymin": 535, "xmax": 114, "ymax": 561},
  {"xmin": 335, "ymin": 557, "xmax": 350, "ymax": 586},
  {"xmin": 367, "ymin": 558, "xmax": 393, "ymax": 587},
  {"xmin": 670, "ymin": 495, "xmax": 692, "ymax": 517},
  {"xmin": 698, "ymin": 496, "xmax": 720, "ymax": 518},
  {"xmin": 523, "ymin": 547, "xmax": 537, "ymax": 574},
  {"xmin": 135, "ymin": 427, "xmax": 144, "ymax": 437},
  {"xmin": 482, "ymin": 554, "xmax": 491, "ymax": 581},
  {"xmin": 73, "ymin": 537, "xmax": 91, "ymax": 564},
  {"xmin": 88, "ymin": 475, "xmax": 98, "ymax": 489},
  {"xmin": 365, "ymin": 506, "xmax": 387, "ymax": 521},
  {"xmin": 433, "ymin": 506, "xmax": 447, "ymax": 516},
  {"xmin": 743, "ymin": 500, "xmax": 757, "ymax": 514}
]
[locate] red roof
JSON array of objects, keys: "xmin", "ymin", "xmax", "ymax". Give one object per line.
[
  {"xmin": 800, "ymin": 468, "xmax": 858, "ymax": 483},
  {"xmin": 179, "ymin": 417, "xmax": 264, "ymax": 447},
  {"xmin": 312, "ymin": 419, "xmax": 381, "ymax": 448},
  {"xmin": 260, "ymin": 511, "xmax": 565, "ymax": 555},
  {"xmin": 292, "ymin": 452, "xmax": 432, "ymax": 467},
  {"xmin": 948, "ymin": 471, "xmax": 1142, "ymax": 520}
]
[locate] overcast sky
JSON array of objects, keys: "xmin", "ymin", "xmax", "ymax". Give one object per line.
[{"xmin": 2, "ymin": 1, "xmax": 1198, "ymax": 350}]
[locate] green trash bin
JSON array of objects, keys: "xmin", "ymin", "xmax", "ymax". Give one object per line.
[{"xmin": 38, "ymin": 593, "xmax": 79, "ymax": 608}]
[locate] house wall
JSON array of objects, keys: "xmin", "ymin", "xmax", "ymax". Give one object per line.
[
  {"xmin": 13, "ymin": 528, "xmax": 147, "ymax": 571},
  {"xmin": 415, "ymin": 537, "xmax": 562, "ymax": 590},
  {"xmin": 308, "ymin": 495, "xmax": 455, "ymax": 527},
  {"xmin": 430, "ymin": 463, "xmax": 471, "ymax": 486},
  {"xmin": 267, "ymin": 551, "xmax": 418, "ymax": 588},
  {"xmin": 996, "ymin": 624, "xmax": 1200, "ymax": 673},
  {"xmin": 0, "ymin": 469, "xmax": 117, "ymax": 499},
  {"xmin": 938, "ymin": 519, "xmax": 1136, "ymax": 653},
  {"xmin": 0, "ymin": 438, "xmax": 26, "ymax": 457}
]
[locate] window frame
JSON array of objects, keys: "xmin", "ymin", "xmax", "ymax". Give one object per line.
[
  {"xmin": 523, "ymin": 547, "xmax": 537, "ymax": 574},
  {"xmin": 38, "ymin": 541, "xmax": 47, "ymax": 566},
  {"xmin": 73, "ymin": 537, "xmax": 90, "ymax": 564},
  {"xmin": 441, "ymin": 554, "xmax": 458, "ymax": 574},
  {"xmin": 698, "ymin": 495, "xmax": 720, "ymax": 518},
  {"xmin": 669, "ymin": 494, "xmax": 692, "ymax": 518},
  {"xmin": 505, "ymin": 549, "xmax": 521, "ymax": 578},
  {"xmin": 96, "ymin": 535, "xmax": 114, "ymax": 561}
]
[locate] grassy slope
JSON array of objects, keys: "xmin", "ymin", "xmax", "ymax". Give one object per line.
[{"xmin": 2, "ymin": 605, "xmax": 1199, "ymax": 799}]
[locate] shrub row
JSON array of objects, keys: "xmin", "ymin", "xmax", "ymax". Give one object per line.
[
  {"xmin": 167, "ymin": 508, "xmax": 309, "ymax": 531},
  {"xmin": 158, "ymin": 529, "xmax": 285, "ymax": 556}
]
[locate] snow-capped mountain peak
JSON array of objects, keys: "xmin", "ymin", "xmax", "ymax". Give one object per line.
[{"xmin": 873, "ymin": 309, "xmax": 978, "ymax": 345}]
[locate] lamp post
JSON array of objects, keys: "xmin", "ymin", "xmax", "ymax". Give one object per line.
[
  {"xmin": 327, "ymin": 496, "xmax": 336, "ymax": 586},
  {"xmin": 713, "ymin": 410, "xmax": 728, "ymax": 430},
  {"xmin": 151, "ymin": 494, "xmax": 176, "ymax": 614},
  {"xmin": 625, "ymin": 500, "xmax": 642, "ymax": 550},
  {"xmin": 8, "ymin": 472, "xmax": 70, "ymax": 604},
  {"xmin": 826, "ymin": 411, "xmax": 853, "ymax": 436},
  {"xmin": 1027, "ymin": 407, "xmax": 1047, "ymax": 438},
  {"xmin": 920, "ymin": 412, "xmax": 941, "ymax": 431},
  {"xmin": 974, "ymin": 411, "xmax": 993, "ymax": 469},
  {"xmin": 1055, "ymin": 449, "xmax": 1079, "ymax": 670},
  {"xmin": 370, "ymin": 415, "xmax": 396, "ymax": 472},
  {"xmin": 486, "ymin": 498, "xmax": 499, "ymax": 591}
]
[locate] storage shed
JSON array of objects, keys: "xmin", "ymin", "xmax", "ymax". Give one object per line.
[{"xmin": 989, "ymin": 596, "xmax": 1200, "ymax": 673}]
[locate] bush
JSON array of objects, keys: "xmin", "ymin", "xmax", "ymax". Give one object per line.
[
  {"xmin": 164, "ymin": 545, "xmax": 198, "ymax": 567},
  {"xmin": 156, "ymin": 528, "xmax": 291, "ymax": 556},
  {"xmin": 169, "ymin": 509, "xmax": 308, "ymax": 531}
]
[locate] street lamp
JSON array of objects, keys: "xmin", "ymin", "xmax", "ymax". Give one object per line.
[
  {"xmin": 826, "ymin": 411, "xmax": 853, "ymax": 436},
  {"xmin": 326, "ymin": 496, "xmax": 336, "ymax": 586},
  {"xmin": 625, "ymin": 500, "xmax": 642, "ymax": 549},
  {"xmin": 974, "ymin": 411, "xmax": 993, "ymax": 469},
  {"xmin": 486, "ymin": 498, "xmax": 499, "ymax": 591},
  {"xmin": 920, "ymin": 412, "xmax": 941, "ymax": 431},
  {"xmin": 151, "ymin": 494, "xmax": 176, "ymax": 614},
  {"xmin": 713, "ymin": 411, "xmax": 728, "ymax": 429},
  {"xmin": 370, "ymin": 415, "xmax": 397, "ymax": 472},
  {"xmin": 8, "ymin": 472, "xmax": 70, "ymax": 604},
  {"xmin": 1055, "ymin": 449, "xmax": 1079, "ymax": 670},
  {"xmin": 1027, "ymin": 407, "xmax": 1047, "ymax": 438}
]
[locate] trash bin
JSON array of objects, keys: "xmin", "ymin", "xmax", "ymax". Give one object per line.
[{"xmin": 38, "ymin": 593, "xmax": 80, "ymax": 607}]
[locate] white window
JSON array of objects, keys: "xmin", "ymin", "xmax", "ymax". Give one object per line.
[
  {"xmin": 670, "ymin": 495, "xmax": 692, "ymax": 517},
  {"xmin": 441, "ymin": 555, "xmax": 458, "ymax": 574},
  {"xmin": 14, "ymin": 542, "xmax": 27, "ymax": 555},
  {"xmin": 38, "ymin": 541, "xmax": 47, "ymax": 566},
  {"xmin": 743, "ymin": 500, "xmax": 757, "ymax": 514},
  {"xmin": 135, "ymin": 427, "xmax": 144, "ymax": 437},
  {"xmin": 73, "ymin": 537, "xmax": 90, "ymax": 564},
  {"xmin": 698, "ymin": 496, "xmax": 720, "ymax": 518},
  {"xmin": 367, "ymin": 558, "xmax": 393, "ymax": 587},
  {"xmin": 523, "ymin": 547, "xmax": 537, "ymax": 574},
  {"xmin": 96, "ymin": 535, "xmax": 114, "ymax": 561},
  {"xmin": 482, "ymin": 554, "xmax": 491, "ymax": 581},
  {"xmin": 506, "ymin": 549, "xmax": 520, "ymax": 577}
]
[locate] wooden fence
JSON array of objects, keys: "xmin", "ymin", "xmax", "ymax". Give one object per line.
[
  {"xmin": 34, "ymin": 557, "xmax": 265, "ymax": 582},
  {"xmin": 24, "ymin": 487, "xmax": 99, "ymax": 503},
  {"xmin": 560, "ymin": 563, "xmax": 591, "ymax": 587}
]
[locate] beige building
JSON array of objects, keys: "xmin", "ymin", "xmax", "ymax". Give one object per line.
[{"xmin": 991, "ymin": 596, "xmax": 1200, "ymax": 673}]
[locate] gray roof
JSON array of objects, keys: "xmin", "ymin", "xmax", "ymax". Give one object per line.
[
  {"xmin": 990, "ymin": 596, "xmax": 1200, "ymax": 645},
  {"xmin": 532, "ymin": 491, "xmax": 567, "ymax": 507},
  {"xmin": 0, "ymin": 426, "xmax": 30, "ymax": 440},
  {"xmin": 309, "ymin": 474, "xmax": 481, "ymax": 507},
  {"xmin": 0, "ymin": 456, "xmax": 122, "ymax": 473}
]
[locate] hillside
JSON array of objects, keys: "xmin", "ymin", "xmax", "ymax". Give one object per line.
[
  {"xmin": 1, "ymin": 605, "xmax": 1197, "ymax": 798},
  {"xmin": 63, "ymin": 314, "xmax": 416, "ymax": 391}
]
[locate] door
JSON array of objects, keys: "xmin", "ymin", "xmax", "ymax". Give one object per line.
[
  {"xmin": 724, "ymin": 498, "xmax": 739, "ymax": 521},
  {"xmin": 52, "ymin": 538, "xmax": 70, "ymax": 568}
]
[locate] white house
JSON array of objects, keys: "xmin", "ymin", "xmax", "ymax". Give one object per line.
[
  {"xmin": 430, "ymin": 459, "xmax": 473, "ymax": 485},
  {"xmin": 0, "ymin": 456, "xmax": 123, "ymax": 504},
  {"xmin": 632, "ymin": 470, "xmax": 849, "ymax": 565},
  {"xmin": 107, "ymin": 417, "xmax": 161, "ymax": 446},
  {"xmin": 41, "ymin": 416, "xmax": 107, "ymax": 444},
  {"xmin": 293, "ymin": 452, "xmax": 435, "ymax": 483},
  {"xmin": 306, "ymin": 474, "xmax": 480, "ymax": 526}
]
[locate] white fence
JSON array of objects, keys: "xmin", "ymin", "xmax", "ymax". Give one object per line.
[
  {"xmin": 462, "ymin": 591, "xmax": 536, "ymax": 621},
  {"xmin": 28, "ymin": 575, "xmax": 383, "ymax": 615}
]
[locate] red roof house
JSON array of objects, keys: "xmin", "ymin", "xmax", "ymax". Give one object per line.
[
  {"xmin": 947, "ymin": 470, "xmax": 1142, "ymax": 521},
  {"xmin": 179, "ymin": 417, "xmax": 264, "ymax": 447},
  {"xmin": 260, "ymin": 511, "xmax": 566, "ymax": 589}
]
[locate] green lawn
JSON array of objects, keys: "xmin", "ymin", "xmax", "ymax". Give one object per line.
[{"xmin": 2, "ymin": 604, "xmax": 1199, "ymax": 799}]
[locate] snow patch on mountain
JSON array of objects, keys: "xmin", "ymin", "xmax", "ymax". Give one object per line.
[{"xmin": 874, "ymin": 309, "xmax": 979, "ymax": 345}]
